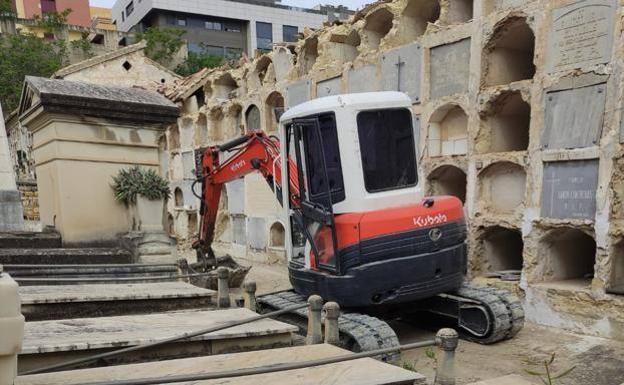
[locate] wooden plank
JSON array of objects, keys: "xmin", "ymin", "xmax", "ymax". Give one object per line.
[
  {"xmin": 17, "ymin": 344, "xmax": 425, "ymax": 385},
  {"xmin": 21, "ymin": 308, "xmax": 297, "ymax": 354},
  {"xmin": 19, "ymin": 282, "xmax": 215, "ymax": 305}
]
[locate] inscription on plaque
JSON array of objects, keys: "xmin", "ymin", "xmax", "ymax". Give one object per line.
[
  {"xmin": 542, "ymin": 83, "xmax": 606, "ymax": 150},
  {"xmin": 316, "ymin": 77, "xmax": 342, "ymax": 98},
  {"xmin": 541, "ymin": 160, "xmax": 599, "ymax": 220},
  {"xmin": 381, "ymin": 42, "xmax": 422, "ymax": 102},
  {"xmin": 548, "ymin": 0, "xmax": 616, "ymax": 73},
  {"xmin": 348, "ymin": 65, "xmax": 378, "ymax": 93},
  {"xmin": 286, "ymin": 80, "xmax": 311, "ymax": 107},
  {"xmin": 430, "ymin": 38, "xmax": 471, "ymax": 99}
]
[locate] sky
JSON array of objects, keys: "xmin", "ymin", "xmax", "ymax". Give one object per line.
[{"xmin": 89, "ymin": 0, "xmax": 371, "ymax": 11}]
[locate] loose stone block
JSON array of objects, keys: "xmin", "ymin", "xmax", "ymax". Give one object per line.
[
  {"xmin": 316, "ymin": 77, "xmax": 342, "ymax": 98},
  {"xmin": 348, "ymin": 65, "xmax": 378, "ymax": 94},
  {"xmin": 381, "ymin": 42, "xmax": 422, "ymax": 102},
  {"xmin": 286, "ymin": 79, "xmax": 312, "ymax": 107},
  {"xmin": 430, "ymin": 38, "xmax": 471, "ymax": 99},
  {"xmin": 541, "ymin": 160, "xmax": 599, "ymax": 220},
  {"xmin": 542, "ymin": 83, "xmax": 606, "ymax": 150},
  {"xmin": 547, "ymin": 0, "xmax": 617, "ymax": 73}
]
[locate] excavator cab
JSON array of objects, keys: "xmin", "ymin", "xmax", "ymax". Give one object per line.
[{"xmin": 278, "ymin": 92, "xmax": 467, "ymax": 307}]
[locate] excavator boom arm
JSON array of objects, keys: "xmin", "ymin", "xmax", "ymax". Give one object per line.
[{"xmin": 195, "ymin": 132, "xmax": 299, "ymax": 258}]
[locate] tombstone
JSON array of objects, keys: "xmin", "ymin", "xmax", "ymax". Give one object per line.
[
  {"xmin": 547, "ymin": 0, "xmax": 617, "ymax": 73},
  {"xmin": 273, "ymin": 47, "xmax": 292, "ymax": 82},
  {"xmin": 247, "ymin": 217, "xmax": 267, "ymax": 250},
  {"xmin": 381, "ymin": 42, "xmax": 422, "ymax": 102},
  {"xmin": 430, "ymin": 38, "xmax": 471, "ymax": 99},
  {"xmin": 182, "ymin": 151, "xmax": 195, "ymax": 180},
  {"xmin": 541, "ymin": 160, "xmax": 599, "ymax": 220},
  {"xmin": 316, "ymin": 77, "xmax": 342, "ymax": 98},
  {"xmin": 542, "ymin": 82, "xmax": 606, "ymax": 150},
  {"xmin": 226, "ymin": 178, "xmax": 245, "ymax": 215},
  {"xmin": 348, "ymin": 65, "xmax": 378, "ymax": 94},
  {"xmin": 0, "ymin": 103, "xmax": 24, "ymax": 231},
  {"xmin": 231, "ymin": 215, "xmax": 246, "ymax": 245},
  {"xmin": 286, "ymin": 80, "xmax": 312, "ymax": 107}
]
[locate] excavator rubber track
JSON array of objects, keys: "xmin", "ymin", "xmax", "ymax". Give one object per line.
[
  {"xmin": 258, "ymin": 283, "xmax": 524, "ymax": 357},
  {"xmin": 258, "ymin": 290, "xmax": 401, "ymax": 362}
]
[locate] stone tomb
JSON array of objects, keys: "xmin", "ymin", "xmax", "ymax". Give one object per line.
[
  {"xmin": 381, "ymin": 42, "xmax": 422, "ymax": 102},
  {"xmin": 547, "ymin": 0, "xmax": 617, "ymax": 73},
  {"xmin": 430, "ymin": 38, "xmax": 471, "ymax": 99},
  {"xmin": 541, "ymin": 159, "xmax": 599, "ymax": 220}
]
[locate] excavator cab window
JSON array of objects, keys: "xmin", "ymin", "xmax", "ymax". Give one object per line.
[
  {"xmin": 357, "ymin": 108, "xmax": 417, "ymax": 192},
  {"xmin": 286, "ymin": 116, "xmax": 342, "ymax": 274}
]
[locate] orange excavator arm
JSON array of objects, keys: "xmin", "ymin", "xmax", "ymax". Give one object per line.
[{"xmin": 193, "ymin": 131, "xmax": 299, "ymax": 266}]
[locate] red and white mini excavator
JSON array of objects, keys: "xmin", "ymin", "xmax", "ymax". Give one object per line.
[{"xmin": 194, "ymin": 91, "xmax": 523, "ymax": 352}]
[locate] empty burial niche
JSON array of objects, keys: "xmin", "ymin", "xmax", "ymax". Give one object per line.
[
  {"xmin": 195, "ymin": 113, "xmax": 208, "ymax": 146},
  {"xmin": 609, "ymin": 240, "xmax": 624, "ymax": 293},
  {"xmin": 174, "ymin": 188, "xmax": 184, "ymax": 207},
  {"xmin": 479, "ymin": 91, "xmax": 530, "ymax": 153},
  {"xmin": 447, "ymin": 0, "xmax": 473, "ymax": 24},
  {"xmin": 265, "ymin": 92, "xmax": 284, "ymax": 133},
  {"xmin": 188, "ymin": 212, "xmax": 198, "ymax": 238},
  {"xmin": 245, "ymin": 104, "xmax": 262, "ymax": 131},
  {"xmin": 427, "ymin": 165, "xmax": 467, "ymax": 203},
  {"xmin": 299, "ymin": 37, "xmax": 318, "ymax": 76},
  {"xmin": 428, "ymin": 104, "xmax": 468, "ymax": 157},
  {"xmin": 398, "ymin": 0, "xmax": 440, "ymax": 41},
  {"xmin": 227, "ymin": 104, "xmax": 244, "ymax": 136},
  {"xmin": 209, "ymin": 107, "xmax": 224, "ymax": 140},
  {"xmin": 483, "ymin": 17, "xmax": 535, "ymax": 87},
  {"xmin": 166, "ymin": 213, "xmax": 174, "ymax": 236},
  {"xmin": 328, "ymin": 30, "xmax": 361, "ymax": 63},
  {"xmin": 478, "ymin": 162, "xmax": 526, "ymax": 213},
  {"xmin": 214, "ymin": 73, "xmax": 238, "ymax": 99},
  {"xmin": 269, "ymin": 222, "xmax": 286, "ymax": 248},
  {"xmin": 539, "ymin": 228, "xmax": 596, "ymax": 284},
  {"xmin": 168, "ymin": 125, "xmax": 180, "ymax": 150},
  {"xmin": 363, "ymin": 7, "xmax": 394, "ymax": 49},
  {"xmin": 481, "ymin": 226, "xmax": 524, "ymax": 273},
  {"xmin": 255, "ymin": 56, "xmax": 273, "ymax": 85}
]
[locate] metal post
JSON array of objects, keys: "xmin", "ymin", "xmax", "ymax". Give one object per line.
[
  {"xmin": 434, "ymin": 328, "xmax": 459, "ymax": 385},
  {"xmin": 242, "ymin": 281, "xmax": 257, "ymax": 311},
  {"xmin": 217, "ymin": 267, "xmax": 230, "ymax": 308},
  {"xmin": 323, "ymin": 302, "xmax": 340, "ymax": 345},
  {"xmin": 306, "ymin": 295, "xmax": 323, "ymax": 345}
]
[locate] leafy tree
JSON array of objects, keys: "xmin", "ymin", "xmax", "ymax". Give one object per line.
[
  {"xmin": 0, "ymin": 0, "xmax": 16, "ymax": 18},
  {"xmin": 33, "ymin": 9, "xmax": 72, "ymax": 36},
  {"xmin": 136, "ymin": 27, "xmax": 186, "ymax": 65},
  {"xmin": 0, "ymin": 33, "xmax": 68, "ymax": 113},
  {"xmin": 176, "ymin": 51, "xmax": 223, "ymax": 76},
  {"xmin": 70, "ymin": 32, "xmax": 94, "ymax": 58}
]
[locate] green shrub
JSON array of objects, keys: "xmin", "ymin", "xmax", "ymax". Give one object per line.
[{"xmin": 111, "ymin": 165, "xmax": 170, "ymax": 205}]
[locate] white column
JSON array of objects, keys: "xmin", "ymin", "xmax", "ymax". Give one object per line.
[{"xmin": 0, "ymin": 103, "xmax": 24, "ymax": 231}]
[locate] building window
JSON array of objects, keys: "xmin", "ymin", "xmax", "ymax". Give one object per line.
[
  {"xmin": 205, "ymin": 21, "xmax": 222, "ymax": 30},
  {"xmin": 283, "ymin": 25, "xmax": 298, "ymax": 42},
  {"xmin": 177, "ymin": 16, "xmax": 187, "ymax": 26},
  {"xmin": 125, "ymin": 1, "xmax": 134, "ymax": 17},
  {"xmin": 188, "ymin": 17, "xmax": 204, "ymax": 28},
  {"xmin": 187, "ymin": 43, "xmax": 204, "ymax": 54},
  {"xmin": 121, "ymin": 11, "xmax": 125, "ymax": 22},
  {"xmin": 256, "ymin": 21, "xmax": 273, "ymax": 51},
  {"xmin": 224, "ymin": 22, "xmax": 241, "ymax": 32},
  {"xmin": 41, "ymin": 0, "xmax": 57, "ymax": 14}
]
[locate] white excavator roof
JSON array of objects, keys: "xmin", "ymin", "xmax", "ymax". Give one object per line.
[{"xmin": 280, "ymin": 91, "xmax": 412, "ymax": 123}]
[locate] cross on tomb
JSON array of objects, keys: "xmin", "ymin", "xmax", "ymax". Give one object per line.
[{"xmin": 395, "ymin": 55, "xmax": 406, "ymax": 92}]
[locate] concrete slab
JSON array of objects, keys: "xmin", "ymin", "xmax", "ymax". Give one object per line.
[
  {"xmin": 19, "ymin": 282, "xmax": 217, "ymax": 320},
  {"xmin": 19, "ymin": 308, "xmax": 297, "ymax": 371},
  {"xmin": 0, "ymin": 248, "xmax": 134, "ymax": 265},
  {"xmin": 468, "ymin": 374, "xmax": 536, "ymax": 385},
  {"xmin": 16, "ymin": 344, "xmax": 425, "ymax": 385}
]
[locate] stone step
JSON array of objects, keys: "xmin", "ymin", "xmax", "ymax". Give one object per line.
[
  {"xmin": 0, "ymin": 232, "xmax": 62, "ymax": 249},
  {"xmin": 0, "ymin": 248, "xmax": 134, "ymax": 265},
  {"xmin": 6, "ymin": 263, "xmax": 179, "ymax": 277},
  {"xmin": 19, "ymin": 282, "xmax": 216, "ymax": 321},
  {"xmin": 16, "ymin": 344, "xmax": 426, "ymax": 385},
  {"xmin": 19, "ymin": 308, "xmax": 298, "ymax": 373}
]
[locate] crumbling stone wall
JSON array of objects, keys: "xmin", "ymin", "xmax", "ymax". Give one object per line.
[{"xmin": 165, "ymin": 0, "xmax": 624, "ymax": 340}]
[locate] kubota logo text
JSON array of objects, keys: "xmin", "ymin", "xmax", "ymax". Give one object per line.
[
  {"xmin": 230, "ymin": 160, "xmax": 246, "ymax": 172},
  {"xmin": 413, "ymin": 213, "xmax": 448, "ymax": 227}
]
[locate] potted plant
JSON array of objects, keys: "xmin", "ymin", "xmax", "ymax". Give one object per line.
[{"xmin": 111, "ymin": 165, "xmax": 171, "ymax": 232}]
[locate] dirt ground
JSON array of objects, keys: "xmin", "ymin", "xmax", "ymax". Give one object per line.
[{"xmin": 220, "ymin": 256, "xmax": 624, "ymax": 385}]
